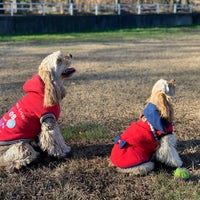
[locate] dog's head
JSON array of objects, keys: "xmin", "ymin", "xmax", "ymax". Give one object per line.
[
  {"xmin": 147, "ymin": 79, "xmax": 176, "ymax": 122},
  {"xmin": 151, "ymin": 79, "xmax": 176, "ymax": 98},
  {"xmin": 38, "ymin": 51, "xmax": 76, "ymax": 107}
]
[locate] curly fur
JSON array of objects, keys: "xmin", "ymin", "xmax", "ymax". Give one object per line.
[
  {"xmin": 155, "ymin": 134, "xmax": 183, "ymax": 167},
  {"xmin": 0, "ymin": 51, "xmax": 75, "ymax": 172},
  {"xmin": 38, "ymin": 51, "xmax": 70, "ymax": 107},
  {"xmin": 146, "ymin": 79, "xmax": 175, "ymax": 122},
  {"xmin": 39, "ymin": 70, "xmax": 62, "ymax": 107},
  {"xmin": 117, "ymin": 162, "xmax": 155, "ymax": 175},
  {"xmin": 39, "ymin": 117, "xmax": 71, "ymax": 157},
  {"xmin": 0, "ymin": 142, "xmax": 39, "ymax": 172},
  {"xmin": 148, "ymin": 80, "xmax": 182, "ymax": 168}
]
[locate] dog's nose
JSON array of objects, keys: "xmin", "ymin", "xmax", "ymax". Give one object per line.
[
  {"xmin": 69, "ymin": 54, "xmax": 72, "ymax": 59},
  {"xmin": 169, "ymin": 79, "xmax": 176, "ymax": 86}
]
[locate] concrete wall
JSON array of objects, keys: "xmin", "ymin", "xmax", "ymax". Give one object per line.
[{"xmin": 0, "ymin": 13, "xmax": 200, "ymax": 35}]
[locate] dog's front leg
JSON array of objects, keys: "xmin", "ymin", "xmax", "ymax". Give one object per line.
[
  {"xmin": 155, "ymin": 134, "xmax": 183, "ymax": 167},
  {"xmin": 39, "ymin": 114, "xmax": 71, "ymax": 158}
]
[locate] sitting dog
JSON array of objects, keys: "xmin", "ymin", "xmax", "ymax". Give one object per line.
[
  {"xmin": 0, "ymin": 51, "xmax": 75, "ymax": 172},
  {"xmin": 109, "ymin": 79, "xmax": 183, "ymax": 175}
]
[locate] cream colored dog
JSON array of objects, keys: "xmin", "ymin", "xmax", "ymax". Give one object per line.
[
  {"xmin": 110, "ymin": 79, "xmax": 183, "ymax": 175},
  {"xmin": 0, "ymin": 51, "xmax": 75, "ymax": 172}
]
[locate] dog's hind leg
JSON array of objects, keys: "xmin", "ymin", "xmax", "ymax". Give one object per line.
[
  {"xmin": 155, "ymin": 134, "xmax": 183, "ymax": 167},
  {"xmin": 0, "ymin": 142, "xmax": 39, "ymax": 172},
  {"xmin": 116, "ymin": 162, "xmax": 155, "ymax": 176}
]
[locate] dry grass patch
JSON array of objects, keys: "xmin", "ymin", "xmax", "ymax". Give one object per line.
[{"xmin": 0, "ymin": 34, "xmax": 200, "ymax": 199}]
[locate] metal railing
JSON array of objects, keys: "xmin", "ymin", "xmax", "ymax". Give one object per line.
[{"xmin": 0, "ymin": 2, "xmax": 199, "ymax": 16}]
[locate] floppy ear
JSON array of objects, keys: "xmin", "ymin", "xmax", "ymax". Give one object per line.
[
  {"xmin": 157, "ymin": 92, "xmax": 174, "ymax": 122},
  {"xmin": 39, "ymin": 69, "xmax": 61, "ymax": 107}
]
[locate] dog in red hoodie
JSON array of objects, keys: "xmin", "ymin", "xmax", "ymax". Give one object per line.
[
  {"xmin": 110, "ymin": 79, "xmax": 183, "ymax": 175},
  {"xmin": 0, "ymin": 51, "xmax": 75, "ymax": 172}
]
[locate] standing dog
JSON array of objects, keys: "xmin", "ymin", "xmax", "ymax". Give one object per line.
[
  {"xmin": 0, "ymin": 51, "xmax": 75, "ymax": 172},
  {"xmin": 110, "ymin": 79, "xmax": 183, "ymax": 175}
]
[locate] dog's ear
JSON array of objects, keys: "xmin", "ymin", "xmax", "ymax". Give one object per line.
[
  {"xmin": 56, "ymin": 56, "xmax": 63, "ymax": 66},
  {"xmin": 39, "ymin": 69, "xmax": 61, "ymax": 107},
  {"xmin": 167, "ymin": 79, "xmax": 176, "ymax": 97},
  {"xmin": 157, "ymin": 92, "xmax": 174, "ymax": 122}
]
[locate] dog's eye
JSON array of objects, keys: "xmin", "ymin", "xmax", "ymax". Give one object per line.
[{"xmin": 64, "ymin": 54, "xmax": 72, "ymax": 60}]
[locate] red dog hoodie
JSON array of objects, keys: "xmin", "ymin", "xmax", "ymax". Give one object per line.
[
  {"xmin": 110, "ymin": 103, "xmax": 173, "ymax": 169},
  {"xmin": 0, "ymin": 74, "xmax": 60, "ymax": 141}
]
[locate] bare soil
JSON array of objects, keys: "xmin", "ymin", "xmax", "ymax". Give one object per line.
[{"xmin": 0, "ymin": 36, "xmax": 200, "ymax": 199}]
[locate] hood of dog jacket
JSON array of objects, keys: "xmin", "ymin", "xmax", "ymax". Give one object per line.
[
  {"xmin": 23, "ymin": 74, "xmax": 45, "ymax": 95},
  {"xmin": 109, "ymin": 103, "xmax": 173, "ymax": 169},
  {"xmin": 143, "ymin": 103, "xmax": 173, "ymax": 137},
  {"xmin": 0, "ymin": 74, "xmax": 60, "ymax": 141}
]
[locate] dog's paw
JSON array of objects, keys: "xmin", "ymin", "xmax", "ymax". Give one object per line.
[
  {"xmin": 4, "ymin": 159, "xmax": 33, "ymax": 173},
  {"xmin": 64, "ymin": 144, "xmax": 71, "ymax": 154},
  {"xmin": 48, "ymin": 143, "xmax": 71, "ymax": 158},
  {"xmin": 57, "ymin": 144, "xmax": 71, "ymax": 157},
  {"xmin": 173, "ymin": 157, "xmax": 183, "ymax": 168}
]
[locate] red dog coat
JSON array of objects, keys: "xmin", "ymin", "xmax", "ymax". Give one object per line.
[
  {"xmin": 110, "ymin": 103, "xmax": 173, "ymax": 168},
  {"xmin": 0, "ymin": 74, "xmax": 60, "ymax": 141}
]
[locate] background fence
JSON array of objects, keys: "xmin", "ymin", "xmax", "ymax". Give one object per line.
[
  {"xmin": 0, "ymin": 2, "xmax": 200, "ymax": 16},
  {"xmin": 0, "ymin": 13, "xmax": 200, "ymax": 35}
]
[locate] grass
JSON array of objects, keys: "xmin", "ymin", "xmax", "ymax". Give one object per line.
[
  {"xmin": 62, "ymin": 123, "xmax": 108, "ymax": 142},
  {"xmin": 153, "ymin": 173, "xmax": 200, "ymax": 200},
  {"xmin": 0, "ymin": 25, "xmax": 200, "ymax": 42},
  {"xmin": 0, "ymin": 27, "xmax": 200, "ymax": 199}
]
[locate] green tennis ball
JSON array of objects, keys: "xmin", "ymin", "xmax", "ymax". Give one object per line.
[{"xmin": 174, "ymin": 168, "xmax": 190, "ymax": 180}]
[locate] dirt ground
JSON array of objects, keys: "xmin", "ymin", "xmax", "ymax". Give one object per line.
[{"xmin": 0, "ymin": 36, "xmax": 200, "ymax": 199}]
